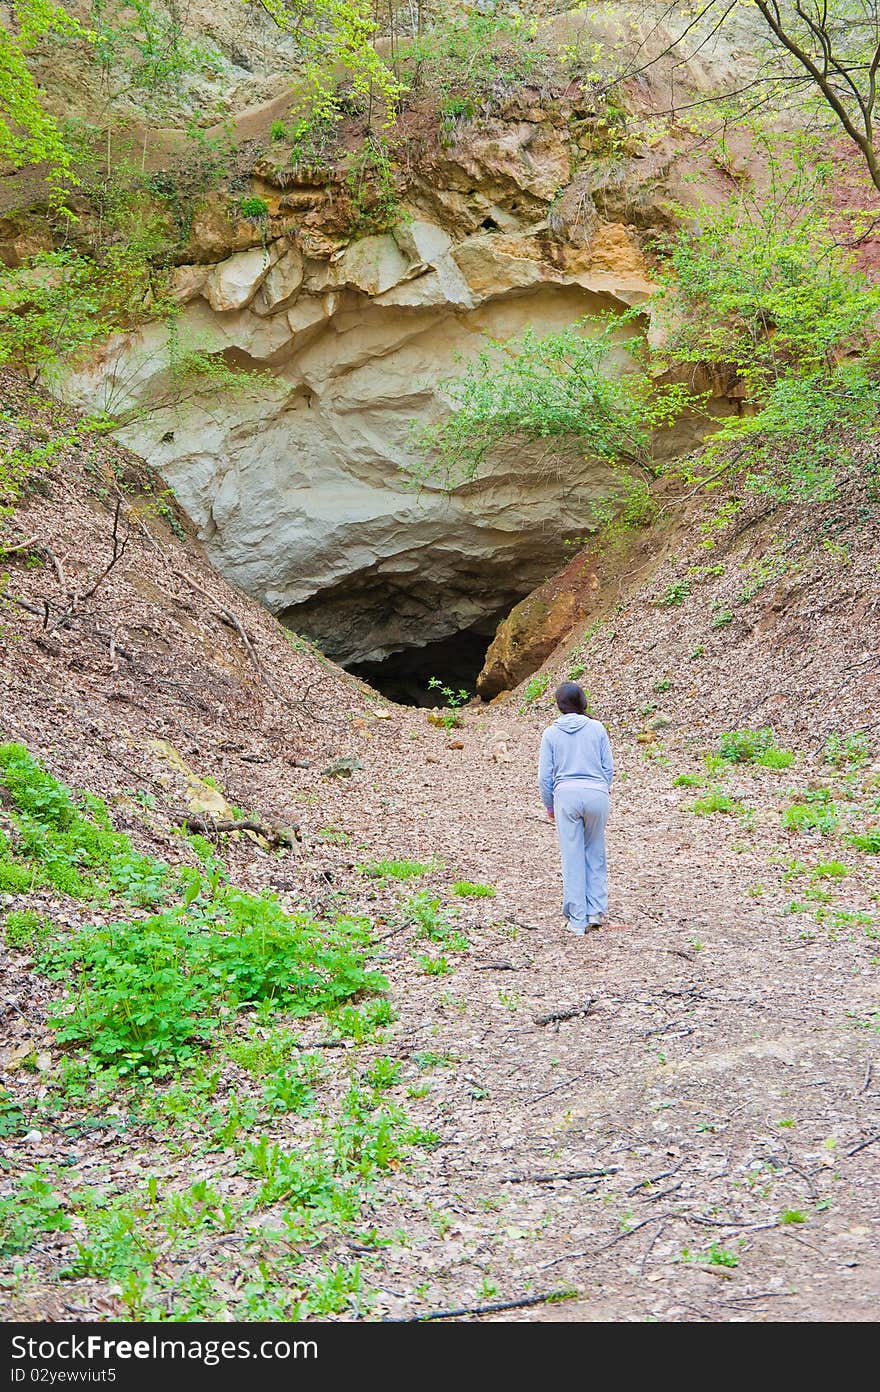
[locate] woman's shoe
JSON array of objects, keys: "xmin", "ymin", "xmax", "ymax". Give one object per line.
[
  {"xmin": 564, "ymin": 920, "xmax": 587, "ymax": 936},
  {"xmin": 587, "ymin": 914, "xmax": 606, "ymax": 929}
]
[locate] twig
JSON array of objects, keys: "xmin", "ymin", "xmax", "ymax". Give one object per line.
[
  {"xmin": 502, "ymin": 1167, "xmax": 618, "ymax": 1185},
  {"xmin": 535, "ymin": 997, "xmax": 597, "ymax": 1027},
  {"xmin": 0, "ymin": 534, "xmax": 40, "ymax": 554},
  {"xmin": 174, "ymin": 810, "xmax": 300, "ymax": 846},
  {"xmin": 626, "ymin": 1162, "xmax": 684, "ymax": 1195},
  {"xmin": 847, "ymin": 1131, "xmax": 880, "ymax": 1157},
  {"xmin": 385, "ymin": 1290, "xmax": 577, "ymax": 1322},
  {"xmin": 860, "ymin": 1060, "xmax": 873, "ymax": 1094}
]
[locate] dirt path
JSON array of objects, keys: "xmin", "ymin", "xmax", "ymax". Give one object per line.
[{"xmin": 305, "ymin": 702, "xmax": 880, "ymax": 1321}]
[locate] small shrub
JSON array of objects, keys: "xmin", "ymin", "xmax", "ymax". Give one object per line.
[
  {"xmin": 849, "ymin": 828, "xmax": 880, "ymax": 854},
  {"xmin": 3, "ymin": 908, "xmax": 48, "ymax": 950},
  {"xmin": 823, "ymin": 731, "xmax": 870, "ymax": 769},
  {"xmin": 238, "ymin": 196, "xmax": 268, "ymax": 220},
  {"xmin": 812, "ymin": 860, "xmax": 849, "ymax": 879},
  {"xmin": 783, "ymin": 795, "xmax": 840, "ymax": 837},
  {"xmin": 0, "ymin": 1168, "xmax": 70, "ymax": 1256},
  {"xmin": 417, "ymin": 953, "xmax": 451, "ymax": 975},
  {"xmin": 452, "ymin": 881, "xmax": 495, "ymax": 898},
  {"xmin": 521, "ymin": 673, "xmax": 551, "ymax": 704},
  {"xmin": 658, "ymin": 580, "xmax": 690, "ymax": 607},
  {"xmin": 270, "ymin": 119, "xmax": 286, "ymax": 141},
  {"xmin": 359, "ymin": 859, "xmax": 432, "ymax": 881},
  {"xmin": 673, "ymin": 773, "xmax": 703, "ymax": 788},
  {"xmin": 718, "ymin": 727, "xmax": 793, "ymax": 768},
  {"xmin": 689, "ymin": 789, "xmax": 742, "ymax": 816}
]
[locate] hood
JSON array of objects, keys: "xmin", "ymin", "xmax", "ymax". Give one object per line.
[{"xmin": 554, "ymin": 714, "xmax": 591, "ymax": 734}]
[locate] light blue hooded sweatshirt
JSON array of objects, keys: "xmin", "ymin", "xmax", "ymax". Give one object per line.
[{"xmin": 538, "ymin": 714, "xmax": 614, "ymax": 812}]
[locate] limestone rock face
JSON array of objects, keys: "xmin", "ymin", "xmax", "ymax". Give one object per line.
[
  {"xmin": 57, "ymin": 94, "xmax": 741, "ymax": 675},
  {"xmin": 204, "ymin": 247, "xmax": 273, "ymax": 311},
  {"xmin": 477, "ymin": 551, "xmax": 602, "ymax": 699}
]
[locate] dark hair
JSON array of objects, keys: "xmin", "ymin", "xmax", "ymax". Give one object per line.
[{"xmin": 555, "ymin": 681, "xmax": 588, "ymax": 714}]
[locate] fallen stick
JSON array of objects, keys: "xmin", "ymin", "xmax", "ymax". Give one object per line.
[
  {"xmin": 174, "ymin": 811, "xmax": 300, "ymax": 846},
  {"xmin": 385, "ymin": 1290, "xmax": 578, "ymax": 1323},
  {"xmin": 535, "ymin": 998, "xmax": 596, "ymax": 1026},
  {"xmin": 502, "ymin": 1167, "xmax": 618, "ymax": 1185},
  {"xmin": 847, "ymin": 1131, "xmax": 880, "ymax": 1157}
]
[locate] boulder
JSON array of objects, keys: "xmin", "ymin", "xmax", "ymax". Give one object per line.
[
  {"xmin": 204, "ymin": 247, "xmax": 273, "ymax": 312},
  {"xmin": 477, "ymin": 552, "xmax": 602, "ymax": 699},
  {"xmin": 331, "ymin": 234, "xmax": 413, "ymax": 295},
  {"xmin": 451, "ymin": 233, "xmax": 556, "ymax": 300},
  {"xmin": 253, "ymin": 244, "xmax": 304, "ymax": 314}
]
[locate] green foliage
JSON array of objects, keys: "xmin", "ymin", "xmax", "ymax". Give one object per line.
[
  {"xmin": 3, "ymin": 907, "xmax": 48, "ymax": 950},
  {"xmin": 408, "ymin": 318, "xmax": 694, "ymax": 491},
  {"xmin": 452, "ymin": 881, "xmax": 496, "ymax": 898},
  {"xmin": 783, "ymin": 791, "xmax": 840, "ymax": 837},
  {"xmin": 238, "ymin": 195, "xmax": 268, "ymax": 220},
  {"xmin": 400, "ymin": 12, "xmax": 550, "ymax": 123},
  {"xmin": 521, "ymin": 673, "xmax": 551, "ymax": 705},
  {"xmin": 359, "ymin": 858, "xmax": 433, "ymax": 881},
  {"xmin": 689, "ymin": 789, "xmax": 742, "ymax": 816},
  {"xmin": 823, "ymin": 731, "xmax": 870, "ymax": 769},
  {"xmin": 261, "ymin": 0, "xmax": 403, "ymax": 128},
  {"xmin": 657, "ymin": 153, "xmax": 880, "ymax": 499},
  {"xmin": 0, "ymin": 741, "xmax": 165, "ymax": 900},
  {"xmin": 41, "ymin": 895, "xmax": 384, "ymax": 1072},
  {"xmin": 344, "ymin": 136, "xmax": 401, "ymax": 235},
  {"xmin": 0, "ymin": 1167, "xmax": 70, "ymax": 1255},
  {"xmin": 849, "ymin": 829, "xmax": 880, "ymax": 854},
  {"xmin": 427, "ymin": 676, "xmax": 469, "ymax": 727},
  {"xmin": 718, "ymin": 727, "xmax": 794, "ymax": 769},
  {"xmin": 0, "ymin": 0, "xmax": 83, "ymax": 196},
  {"xmin": 658, "ymin": 579, "xmax": 690, "ymax": 607},
  {"xmin": 405, "ymin": 892, "xmax": 467, "ymax": 949}
]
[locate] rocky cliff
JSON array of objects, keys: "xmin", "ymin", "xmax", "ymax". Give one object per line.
[{"xmin": 35, "ymin": 8, "xmax": 764, "ymax": 680}]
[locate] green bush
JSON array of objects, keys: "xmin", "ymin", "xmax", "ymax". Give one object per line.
[
  {"xmin": 718, "ymin": 728, "xmax": 794, "ymax": 768},
  {"xmin": 689, "ymin": 789, "xmax": 742, "ymax": 816},
  {"xmin": 783, "ymin": 794, "xmax": 840, "ymax": 837},
  {"xmin": 3, "ymin": 908, "xmax": 48, "ymax": 950},
  {"xmin": 823, "ymin": 732, "xmax": 870, "ymax": 769},
  {"xmin": 358, "ymin": 859, "xmax": 433, "ymax": 881}
]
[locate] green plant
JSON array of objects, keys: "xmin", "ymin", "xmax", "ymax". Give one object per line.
[
  {"xmin": 237, "ymin": 196, "xmax": 268, "ymax": 221},
  {"xmin": 359, "ymin": 859, "xmax": 433, "ymax": 881},
  {"xmin": 659, "ymin": 579, "xmax": 690, "ymax": 607},
  {"xmin": 452, "ymin": 881, "xmax": 496, "ymax": 898},
  {"xmin": 416, "ymin": 953, "xmax": 451, "ymax": 976},
  {"xmin": 407, "ymin": 317, "xmax": 694, "ymax": 492},
  {"xmin": 718, "ymin": 727, "xmax": 794, "ymax": 768},
  {"xmin": 427, "ymin": 677, "xmax": 469, "ymax": 728},
  {"xmin": 849, "ymin": 829, "xmax": 880, "ymax": 854},
  {"xmin": 270, "ymin": 118, "xmax": 286, "ymax": 140},
  {"xmin": 783, "ymin": 793, "xmax": 840, "ymax": 837},
  {"xmin": 3, "ymin": 907, "xmax": 48, "ymax": 950},
  {"xmin": 521, "ymin": 673, "xmax": 551, "ymax": 705},
  {"xmin": 823, "ymin": 732, "xmax": 870, "ymax": 769},
  {"xmin": 0, "ymin": 1168, "xmax": 70, "ymax": 1255},
  {"xmin": 673, "ymin": 773, "xmax": 703, "ymax": 788},
  {"xmin": 689, "ymin": 789, "xmax": 742, "ymax": 816}
]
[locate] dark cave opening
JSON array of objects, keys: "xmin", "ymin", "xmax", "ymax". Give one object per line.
[{"xmin": 347, "ymin": 621, "xmax": 496, "ymax": 707}]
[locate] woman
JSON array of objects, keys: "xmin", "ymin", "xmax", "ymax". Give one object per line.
[{"xmin": 538, "ymin": 682, "xmax": 614, "ymax": 935}]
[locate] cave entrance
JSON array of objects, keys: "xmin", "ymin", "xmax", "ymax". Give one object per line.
[{"xmin": 347, "ymin": 620, "xmax": 497, "ymax": 707}]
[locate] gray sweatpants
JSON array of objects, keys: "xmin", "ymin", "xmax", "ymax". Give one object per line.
[{"xmin": 554, "ymin": 781, "xmax": 610, "ymax": 928}]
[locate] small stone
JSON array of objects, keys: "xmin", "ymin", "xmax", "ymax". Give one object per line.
[
  {"xmin": 322, "ymin": 755, "xmax": 364, "ymax": 778},
  {"xmin": 23, "ymin": 1129, "xmax": 43, "ymax": 1144}
]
